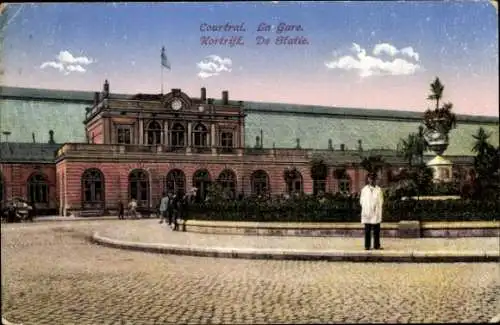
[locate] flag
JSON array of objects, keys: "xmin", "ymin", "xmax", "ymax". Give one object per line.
[{"xmin": 161, "ymin": 46, "xmax": 171, "ymax": 70}]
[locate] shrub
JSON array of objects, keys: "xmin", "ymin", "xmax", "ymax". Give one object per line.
[{"xmin": 189, "ymin": 195, "xmax": 499, "ymax": 223}]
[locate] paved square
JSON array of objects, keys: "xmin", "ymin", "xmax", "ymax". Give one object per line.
[{"xmin": 2, "ymin": 220, "xmax": 499, "ymax": 324}]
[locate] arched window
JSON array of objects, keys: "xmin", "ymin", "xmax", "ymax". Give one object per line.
[
  {"xmin": 339, "ymin": 175, "xmax": 351, "ymax": 195},
  {"xmin": 193, "ymin": 169, "xmax": 211, "ymax": 202},
  {"xmin": 129, "ymin": 169, "xmax": 149, "ymax": 207},
  {"xmin": 440, "ymin": 168, "xmax": 450, "ymax": 180},
  {"xmin": 218, "ymin": 169, "xmax": 237, "ymax": 199},
  {"xmin": 82, "ymin": 168, "xmax": 105, "ymax": 208},
  {"xmin": 0, "ymin": 172, "xmax": 4, "ymax": 203},
  {"xmin": 285, "ymin": 170, "xmax": 303, "ymax": 194},
  {"xmin": 146, "ymin": 121, "xmax": 162, "ymax": 145},
  {"xmin": 27, "ymin": 173, "xmax": 49, "ymax": 204},
  {"xmin": 171, "ymin": 123, "xmax": 185, "ymax": 148},
  {"xmin": 164, "ymin": 169, "xmax": 186, "ymax": 196},
  {"xmin": 193, "ymin": 123, "xmax": 209, "ymax": 148},
  {"xmin": 251, "ymin": 170, "xmax": 269, "ymax": 196}
]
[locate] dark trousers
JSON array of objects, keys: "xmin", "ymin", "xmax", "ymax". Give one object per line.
[
  {"xmin": 167, "ymin": 209, "xmax": 174, "ymax": 225},
  {"xmin": 364, "ymin": 223, "xmax": 381, "ymax": 249},
  {"xmin": 118, "ymin": 209, "xmax": 124, "ymax": 220}
]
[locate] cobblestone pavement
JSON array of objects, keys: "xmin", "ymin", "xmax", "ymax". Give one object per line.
[{"xmin": 2, "ymin": 221, "xmax": 499, "ymax": 325}]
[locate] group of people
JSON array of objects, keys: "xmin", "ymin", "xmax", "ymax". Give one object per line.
[
  {"xmin": 158, "ymin": 189, "xmax": 196, "ymax": 230},
  {"xmin": 1, "ymin": 199, "xmax": 35, "ymax": 223},
  {"xmin": 116, "ymin": 189, "xmax": 196, "ymax": 231}
]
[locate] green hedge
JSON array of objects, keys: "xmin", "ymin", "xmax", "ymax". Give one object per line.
[{"xmin": 189, "ymin": 197, "xmax": 499, "ymax": 223}]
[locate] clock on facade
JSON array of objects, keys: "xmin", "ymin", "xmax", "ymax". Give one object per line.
[{"xmin": 171, "ymin": 99, "xmax": 183, "ymax": 111}]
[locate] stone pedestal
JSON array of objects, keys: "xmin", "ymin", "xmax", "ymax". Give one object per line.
[
  {"xmin": 427, "ymin": 155, "xmax": 453, "ymax": 183},
  {"xmin": 398, "ymin": 220, "xmax": 421, "ymax": 238}
]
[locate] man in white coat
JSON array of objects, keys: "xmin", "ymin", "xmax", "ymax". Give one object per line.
[{"xmin": 360, "ymin": 173, "xmax": 384, "ymax": 250}]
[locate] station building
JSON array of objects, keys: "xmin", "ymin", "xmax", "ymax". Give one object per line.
[{"xmin": 0, "ymin": 81, "xmax": 498, "ymax": 216}]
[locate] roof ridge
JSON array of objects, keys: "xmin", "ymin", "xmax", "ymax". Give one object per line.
[{"xmin": 1, "ymin": 86, "xmax": 498, "ymax": 122}]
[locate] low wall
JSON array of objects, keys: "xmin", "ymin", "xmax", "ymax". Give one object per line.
[{"xmin": 184, "ymin": 220, "xmax": 499, "ymax": 238}]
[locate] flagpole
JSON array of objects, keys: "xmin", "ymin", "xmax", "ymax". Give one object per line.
[{"xmin": 161, "ymin": 64, "xmax": 164, "ymax": 95}]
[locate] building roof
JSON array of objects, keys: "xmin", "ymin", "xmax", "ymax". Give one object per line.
[
  {"xmin": 2, "ymin": 86, "xmax": 497, "ymax": 123},
  {"xmin": 0, "ymin": 142, "xmax": 61, "ymax": 163},
  {"xmin": 1, "ymin": 86, "xmax": 498, "ymax": 157},
  {"xmin": 427, "ymin": 155, "xmax": 453, "ymax": 166}
]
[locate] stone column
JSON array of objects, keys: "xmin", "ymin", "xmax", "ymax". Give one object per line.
[
  {"xmin": 210, "ymin": 123, "xmax": 216, "ymax": 147},
  {"xmin": 187, "ymin": 122, "xmax": 192, "ymax": 154},
  {"xmin": 138, "ymin": 119, "xmax": 144, "ymax": 145},
  {"xmin": 163, "ymin": 121, "xmax": 169, "ymax": 146},
  {"xmin": 239, "ymin": 121, "xmax": 245, "ymax": 148},
  {"xmin": 211, "ymin": 123, "xmax": 217, "ymax": 155}
]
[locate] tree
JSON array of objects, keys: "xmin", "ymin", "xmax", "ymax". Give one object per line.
[
  {"xmin": 310, "ymin": 159, "xmax": 328, "ymax": 180},
  {"xmin": 427, "ymin": 77, "xmax": 444, "ymax": 110},
  {"xmin": 410, "ymin": 164, "xmax": 435, "ymax": 196},
  {"xmin": 471, "ymin": 128, "xmax": 500, "ymax": 200},
  {"xmin": 360, "ymin": 155, "xmax": 386, "ymax": 175},
  {"xmin": 310, "ymin": 159, "xmax": 328, "ymax": 195},
  {"xmin": 283, "ymin": 168, "xmax": 300, "ymax": 194},
  {"xmin": 398, "ymin": 127, "xmax": 427, "ymax": 167},
  {"xmin": 472, "ymin": 127, "xmax": 492, "ymax": 156}
]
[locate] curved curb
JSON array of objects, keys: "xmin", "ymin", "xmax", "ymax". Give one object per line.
[
  {"xmin": 490, "ymin": 313, "xmax": 500, "ymax": 323},
  {"xmin": 2, "ymin": 317, "xmax": 23, "ymax": 325},
  {"xmin": 92, "ymin": 232, "xmax": 500, "ymax": 263}
]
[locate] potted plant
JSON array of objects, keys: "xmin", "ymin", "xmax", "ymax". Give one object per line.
[{"xmin": 423, "ymin": 77, "xmax": 457, "ymax": 155}]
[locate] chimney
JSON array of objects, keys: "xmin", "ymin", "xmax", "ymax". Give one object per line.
[
  {"xmin": 207, "ymin": 98, "xmax": 214, "ymax": 104},
  {"xmin": 201, "ymin": 87, "xmax": 207, "ymax": 102},
  {"xmin": 3, "ymin": 131, "xmax": 11, "ymax": 142},
  {"xmin": 340, "ymin": 144, "xmax": 345, "ymax": 151},
  {"xmin": 32, "ymin": 132, "xmax": 36, "ymax": 143},
  {"xmin": 48, "ymin": 130, "xmax": 55, "ymax": 144},
  {"xmin": 103, "ymin": 80, "xmax": 110, "ymax": 98},
  {"xmin": 328, "ymin": 139, "xmax": 333, "ymax": 150},
  {"xmin": 94, "ymin": 92, "xmax": 100, "ymax": 105},
  {"xmin": 295, "ymin": 138, "xmax": 301, "ymax": 149},
  {"xmin": 255, "ymin": 136, "xmax": 261, "ymax": 148},
  {"xmin": 358, "ymin": 139, "xmax": 363, "ymax": 151},
  {"xmin": 222, "ymin": 90, "xmax": 229, "ymax": 105}
]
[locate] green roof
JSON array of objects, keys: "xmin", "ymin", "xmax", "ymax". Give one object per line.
[
  {"xmin": 1, "ymin": 86, "xmax": 498, "ymax": 156},
  {"xmin": 0, "ymin": 143, "xmax": 61, "ymax": 163}
]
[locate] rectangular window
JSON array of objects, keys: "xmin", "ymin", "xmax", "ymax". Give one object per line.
[
  {"xmin": 221, "ymin": 132, "xmax": 233, "ymax": 148},
  {"xmin": 117, "ymin": 126, "xmax": 131, "ymax": 144}
]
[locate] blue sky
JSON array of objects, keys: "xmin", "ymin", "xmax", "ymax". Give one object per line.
[{"xmin": 2, "ymin": 1, "xmax": 498, "ymax": 116}]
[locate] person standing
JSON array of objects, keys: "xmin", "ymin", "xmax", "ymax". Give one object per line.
[
  {"xmin": 172, "ymin": 192, "xmax": 182, "ymax": 230},
  {"xmin": 128, "ymin": 199, "xmax": 137, "ymax": 219},
  {"xmin": 159, "ymin": 192, "xmax": 170, "ymax": 224},
  {"xmin": 118, "ymin": 201, "xmax": 125, "ymax": 220},
  {"xmin": 360, "ymin": 173, "xmax": 384, "ymax": 250}
]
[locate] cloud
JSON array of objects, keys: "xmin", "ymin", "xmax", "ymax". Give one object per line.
[
  {"xmin": 196, "ymin": 55, "xmax": 232, "ymax": 79},
  {"xmin": 373, "ymin": 43, "xmax": 420, "ymax": 61},
  {"xmin": 400, "ymin": 47, "xmax": 420, "ymax": 61},
  {"xmin": 325, "ymin": 42, "xmax": 421, "ymax": 78},
  {"xmin": 40, "ymin": 50, "xmax": 93, "ymax": 75},
  {"xmin": 373, "ymin": 43, "xmax": 399, "ymax": 57}
]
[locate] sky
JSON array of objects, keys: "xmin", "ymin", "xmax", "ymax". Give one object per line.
[{"xmin": 1, "ymin": 1, "xmax": 499, "ymax": 116}]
